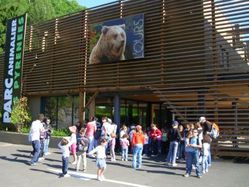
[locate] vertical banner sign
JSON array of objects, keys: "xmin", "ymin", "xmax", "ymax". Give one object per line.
[{"xmin": 2, "ymin": 14, "xmax": 27, "ymax": 124}]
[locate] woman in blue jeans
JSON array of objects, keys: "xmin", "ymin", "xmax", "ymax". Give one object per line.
[{"xmin": 184, "ymin": 129, "xmax": 202, "ymax": 178}]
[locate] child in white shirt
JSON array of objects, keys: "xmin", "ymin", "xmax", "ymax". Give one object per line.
[
  {"xmin": 58, "ymin": 137, "xmax": 73, "ymax": 177},
  {"xmin": 88, "ymin": 138, "xmax": 107, "ymax": 181}
]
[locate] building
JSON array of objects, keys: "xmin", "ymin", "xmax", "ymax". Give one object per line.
[{"xmin": 0, "ymin": 0, "xmax": 248, "ymax": 157}]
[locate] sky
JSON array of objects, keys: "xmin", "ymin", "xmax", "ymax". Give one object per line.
[{"xmin": 76, "ymin": 0, "xmax": 115, "ymax": 8}]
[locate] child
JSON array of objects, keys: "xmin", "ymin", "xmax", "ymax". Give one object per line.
[
  {"xmin": 69, "ymin": 125, "xmax": 77, "ymax": 164},
  {"xmin": 58, "ymin": 137, "xmax": 72, "ymax": 177},
  {"xmin": 76, "ymin": 128, "xmax": 89, "ymax": 172},
  {"xmin": 88, "ymin": 138, "xmax": 108, "ymax": 181},
  {"xmin": 184, "ymin": 129, "xmax": 202, "ymax": 178},
  {"xmin": 120, "ymin": 134, "xmax": 130, "ymax": 161}
]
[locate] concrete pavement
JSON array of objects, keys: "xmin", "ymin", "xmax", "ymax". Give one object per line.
[{"xmin": 0, "ymin": 142, "xmax": 248, "ymax": 187}]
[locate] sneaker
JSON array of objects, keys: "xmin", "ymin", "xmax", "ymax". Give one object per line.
[
  {"xmin": 38, "ymin": 157, "xmax": 45, "ymax": 161},
  {"xmin": 111, "ymin": 158, "xmax": 116, "ymax": 162},
  {"xmin": 101, "ymin": 175, "xmax": 105, "ymax": 181},
  {"xmin": 63, "ymin": 174, "xmax": 70, "ymax": 178},
  {"xmin": 30, "ymin": 162, "xmax": 37, "ymax": 166},
  {"xmin": 44, "ymin": 152, "xmax": 51, "ymax": 156},
  {"xmin": 125, "ymin": 159, "xmax": 128, "ymax": 161},
  {"xmin": 121, "ymin": 158, "xmax": 124, "ymax": 161},
  {"xmin": 203, "ymin": 171, "xmax": 206, "ymax": 174},
  {"xmin": 172, "ymin": 163, "xmax": 178, "ymax": 167},
  {"xmin": 184, "ymin": 173, "xmax": 190, "ymax": 177},
  {"xmin": 197, "ymin": 175, "xmax": 202, "ymax": 178},
  {"xmin": 205, "ymin": 169, "xmax": 208, "ymax": 173},
  {"xmin": 97, "ymin": 176, "xmax": 103, "ymax": 181},
  {"xmin": 71, "ymin": 161, "xmax": 77, "ymax": 165}
]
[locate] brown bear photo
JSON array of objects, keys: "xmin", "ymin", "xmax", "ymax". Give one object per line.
[{"xmin": 89, "ymin": 24, "xmax": 126, "ymax": 64}]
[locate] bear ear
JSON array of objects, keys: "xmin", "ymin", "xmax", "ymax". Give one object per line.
[
  {"xmin": 102, "ymin": 26, "xmax": 109, "ymax": 35},
  {"xmin": 120, "ymin": 24, "xmax": 125, "ymax": 30}
]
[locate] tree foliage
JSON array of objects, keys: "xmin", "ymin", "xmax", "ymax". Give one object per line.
[
  {"xmin": 0, "ymin": 0, "xmax": 84, "ymax": 54},
  {"xmin": 11, "ymin": 97, "xmax": 32, "ymax": 131}
]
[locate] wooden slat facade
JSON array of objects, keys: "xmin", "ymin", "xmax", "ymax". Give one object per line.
[{"xmin": 0, "ymin": 0, "xmax": 249, "ymax": 157}]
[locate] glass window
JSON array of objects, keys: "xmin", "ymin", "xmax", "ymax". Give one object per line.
[{"xmin": 57, "ymin": 96, "xmax": 73, "ymax": 129}]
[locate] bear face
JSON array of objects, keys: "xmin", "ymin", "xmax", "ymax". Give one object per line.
[{"xmin": 89, "ymin": 24, "xmax": 126, "ymax": 64}]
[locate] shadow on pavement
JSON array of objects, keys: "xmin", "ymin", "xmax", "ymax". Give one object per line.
[
  {"xmin": 0, "ymin": 155, "xmax": 30, "ymax": 166},
  {"xmin": 30, "ymin": 168, "xmax": 59, "ymax": 176}
]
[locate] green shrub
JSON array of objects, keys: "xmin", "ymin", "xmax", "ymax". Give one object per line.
[
  {"xmin": 20, "ymin": 126, "xmax": 70, "ymax": 137},
  {"xmin": 51, "ymin": 128, "xmax": 70, "ymax": 137}
]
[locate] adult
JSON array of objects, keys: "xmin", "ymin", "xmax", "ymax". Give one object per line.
[
  {"xmin": 132, "ymin": 125, "xmax": 145, "ymax": 169},
  {"xmin": 199, "ymin": 116, "xmax": 213, "ymax": 166},
  {"xmin": 166, "ymin": 121, "xmax": 182, "ymax": 167},
  {"xmin": 85, "ymin": 116, "xmax": 97, "ymax": 152},
  {"xmin": 199, "ymin": 117, "xmax": 212, "ymax": 136},
  {"xmin": 43, "ymin": 118, "xmax": 52, "ymax": 156},
  {"xmin": 29, "ymin": 113, "xmax": 45, "ymax": 166}
]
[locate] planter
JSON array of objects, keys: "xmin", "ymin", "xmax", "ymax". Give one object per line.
[{"xmin": 0, "ymin": 131, "xmax": 62, "ymax": 148}]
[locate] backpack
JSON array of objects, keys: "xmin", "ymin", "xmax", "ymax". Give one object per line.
[
  {"xmin": 77, "ymin": 137, "xmax": 89, "ymax": 152},
  {"xmin": 210, "ymin": 123, "xmax": 219, "ymax": 139}
]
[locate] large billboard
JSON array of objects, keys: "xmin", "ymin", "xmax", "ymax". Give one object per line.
[
  {"xmin": 89, "ymin": 14, "xmax": 144, "ymax": 64},
  {"xmin": 2, "ymin": 14, "xmax": 27, "ymax": 124}
]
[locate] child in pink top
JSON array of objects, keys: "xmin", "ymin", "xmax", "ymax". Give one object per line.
[
  {"xmin": 69, "ymin": 125, "xmax": 77, "ymax": 165},
  {"xmin": 120, "ymin": 134, "xmax": 130, "ymax": 161}
]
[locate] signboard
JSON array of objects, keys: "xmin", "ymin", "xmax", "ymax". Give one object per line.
[
  {"xmin": 89, "ymin": 14, "xmax": 144, "ymax": 64},
  {"xmin": 2, "ymin": 14, "xmax": 27, "ymax": 124}
]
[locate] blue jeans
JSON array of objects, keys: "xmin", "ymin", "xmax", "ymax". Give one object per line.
[
  {"xmin": 185, "ymin": 151, "xmax": 201, "ymax": 176},
  {"xmin": 62, "ymin": 156, "xmax": 69, "ymax": 175},
  {"xmin": 132, "ymin": 144, "xmax": 143, "ymax": 169},
  {"xmin": 43, "ymin": 138, "xmax": 50, "ymax": 154},
  {"xmin": 177, "ymin": 141, "xmax": 185, "ymax": 159},
  {"xmin": 167, "ymin": 141, "xmax": 178, "ymax": 164},
  {"xmin": 122, "ymin": 148, "xmax": 128, "ymax": 160},
  {"xmin": 31, "ymin": 140, "xmax": 41, "ymax": 164}
]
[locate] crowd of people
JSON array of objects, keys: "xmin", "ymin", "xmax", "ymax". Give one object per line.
[{"xmin": 29, "ymin": 114, "xmax": 217, "ymax": 181}]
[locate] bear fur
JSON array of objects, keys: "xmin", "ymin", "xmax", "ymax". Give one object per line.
[{"xmin": 89, "ymin": 24, "xmax": 126, "ymax": 64}]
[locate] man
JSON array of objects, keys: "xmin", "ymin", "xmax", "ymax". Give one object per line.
[{"xmin": 29, "ymin": 113, "xmax": 45, "ymax": 165}]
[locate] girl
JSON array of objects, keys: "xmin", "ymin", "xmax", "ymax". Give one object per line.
[
  {"xmin": 120, "ymin": 134, "xmax": 130, "ymax": 161},
  {"xmin": 184, "ymin": 129, "xmax": 202, "ymax": 178},
  {"xmin": 132, "ymin": 125, "xmax": 145, "ymax": 169},
  {"xmin": 58, "ymin": 137, "xmax": 72, "ymax": 177},
  {"xmin": 69, "ymin": 125, "xmax": 77, "ymax": 164},
  {"xmin": 88, "ymin": 138, "xmax": 108, "ymax": 181}
]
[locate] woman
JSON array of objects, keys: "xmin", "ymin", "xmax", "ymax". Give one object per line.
[{"xmin": 132, "ymin": 125, "xmax": 145, "ymax": 169}]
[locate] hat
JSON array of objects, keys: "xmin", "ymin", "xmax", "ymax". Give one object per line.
[
  {"xmin": 69, "ymin": 125, "xmax": 77, "ymax": 133},
  {"xmin": 199, "ymin": 117, "xmax": 206, "ymax": 123},
  {"xmin": 172, "ymin": 120, "xmax": 179, "ymax": 126},
  {"xmin": 136, "ymin": 125, "xmax": 142, "ymax": 130}
]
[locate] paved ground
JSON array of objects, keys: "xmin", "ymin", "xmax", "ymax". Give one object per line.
[{"xmin": 0, "ymin": 141, "xmax": 249, "ymax": 187}]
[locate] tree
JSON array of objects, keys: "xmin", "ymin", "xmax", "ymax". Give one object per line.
[
  {"xmin": 11, "ymin": 97, "xmax": 32, "ymax": 132},
  {"xmin": 0, "ymin": 0, "xmax": 84, "ymax": 54}
]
